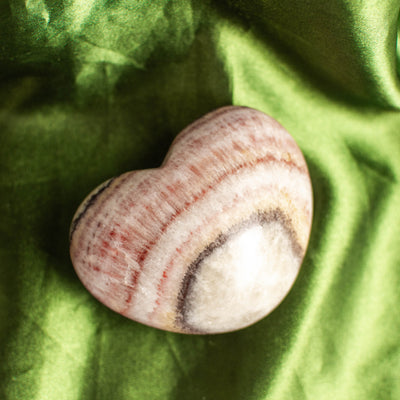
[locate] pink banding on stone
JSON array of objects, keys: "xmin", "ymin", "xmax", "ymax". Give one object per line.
[{"xmin": 69, "ymin": 106, "xmax": 313, "ymax": 334}]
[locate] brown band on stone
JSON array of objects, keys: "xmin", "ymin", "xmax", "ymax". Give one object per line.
[{"xmin": 69, "ymin": 177, "xmax": 115, "ymax": 241}]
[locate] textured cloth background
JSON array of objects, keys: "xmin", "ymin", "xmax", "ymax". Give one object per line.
[{"xmin": 1, "ymin": 1, "xmax": 400, "ymax": 399}]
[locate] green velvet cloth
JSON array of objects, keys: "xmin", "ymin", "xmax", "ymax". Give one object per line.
[{"xmin": 1, "ymin": 1, "xmax": 400, "ymax": 399}]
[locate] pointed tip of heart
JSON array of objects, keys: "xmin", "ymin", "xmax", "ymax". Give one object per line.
[{"xmin": 70, "ymin": 106, "xmax": 313, "ymax": 334}]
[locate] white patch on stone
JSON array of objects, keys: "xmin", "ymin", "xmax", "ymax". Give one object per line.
[{"xmin": 184, "ymin": 221, "xmax": 299, "ymax": 333}]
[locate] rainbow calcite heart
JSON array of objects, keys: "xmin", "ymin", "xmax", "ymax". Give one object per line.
[{"xmin": 69, "ymin": 106, "xmax": 313, "ymax": 334}]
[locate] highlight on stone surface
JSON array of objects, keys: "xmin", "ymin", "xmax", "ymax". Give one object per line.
[{"xmin": 69, "ymin": 106, "xmax": 313, "ymax": 334}]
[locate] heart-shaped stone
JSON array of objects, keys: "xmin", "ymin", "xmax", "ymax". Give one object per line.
[{"xmin": 70, "ymin": 106, "xmax": 313, "ymax": 334}]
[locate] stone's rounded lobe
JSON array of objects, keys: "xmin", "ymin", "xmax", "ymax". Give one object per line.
[{"xmin": 69, "ymin": 106, "xmax": 313, "ymax": 334}]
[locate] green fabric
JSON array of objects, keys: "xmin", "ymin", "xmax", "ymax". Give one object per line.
[{"xmin": 1, "ymin": 0, "xmax": 400, "ymax": 399}]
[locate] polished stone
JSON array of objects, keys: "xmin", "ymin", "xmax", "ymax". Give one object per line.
[{"xmin": 69, "ymin": 106, "xmax": 313, "ymax": 334}]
